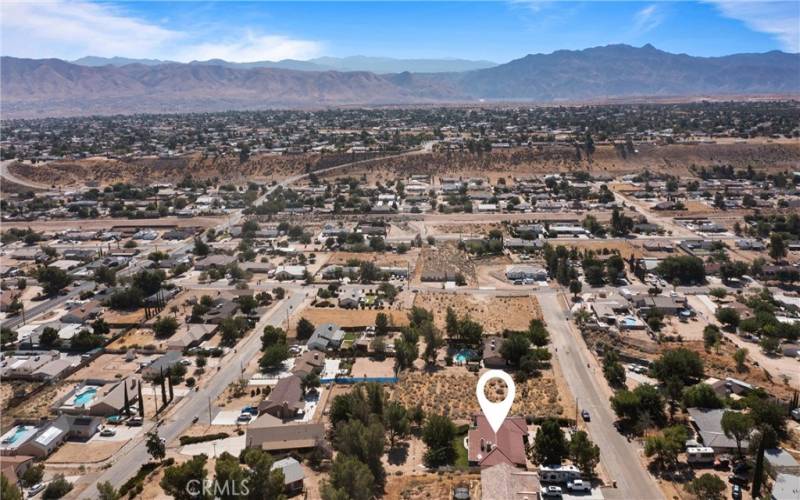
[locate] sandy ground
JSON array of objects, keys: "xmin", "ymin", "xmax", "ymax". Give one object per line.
[
  {"xmin": 413, "ymin": 292, "xmax": 542, "ymax": 333},
  {"xmin": 47, "ymin": 440, "xmax": 127, "ymax": 464},
  {"xmin": 351, "ymin": 357, "xmax": 395, "ymax": 378},
  {"xmin": 67, "ymin": 353, "xmax": 151, "ymax": 381},
  {"xmin": 326, "ymin": 250, "xmax": 418, "ymax": 268},
  {"xmin": 384, "ymin": 472, "xmax": 481, "ymax": 500},
  {"xmin": 106, "ymin": 329, "xmax": 161, "ymax": 351},
  {"xmin": 300, "ymin": 307, "xmax": 409, "ymax": 328},
  {"xmin": 390, "ymin": 366, "xmax": 566, "ymax": 422}
]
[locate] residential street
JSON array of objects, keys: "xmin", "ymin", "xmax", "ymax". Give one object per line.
[
  {"xmin": 536, "ymin": 291, "xmax": 664, "ymax": 500},
  {"xmin": 78, "ymin": 291, "xmax": 306, "ymax": 498}
]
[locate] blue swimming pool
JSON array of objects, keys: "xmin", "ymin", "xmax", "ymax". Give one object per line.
[
  {"xmin": 73, "ymin": 387, "xmax": 98, "ymax": 407},
  {"xmin": 454, "ymin": 349, "xmax": 477, "ymax": 364},
  {"xmin": 1, "ymin": 425, "xmax": 34, "ymax": 445},
  {"xmin": 621, "ymin": 317, "xmax": 639, "ymax": 327}
]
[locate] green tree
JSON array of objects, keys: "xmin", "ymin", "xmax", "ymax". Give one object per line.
[
  {"xmin": 602, "ymin": 351, "xmax": 626, "ymax": 388},
  {"xmin": 296, "ymin": 317, "xmax": 315, "ymax": 340},
  {"xmin": 394, "ymin": 338, "xmax": 418, "ymax": 370},
  {"xmin": 682, "ymin": 383, "xmax": 724, "ymax": 409},
  {"xmin": 531, "ymin": 419, "xmax": 568, "ymax": 465},
  {"xmin": 384, "ymin": 401, "xmax": 410, "ymax": 447},
  {"xmin": 569, "ymin": 279, "xmax": 582, "ymax": 298},
  {"xmin": 146, "ymin": 431, "xmax": 165, "ymax": 462},
  {"xmin": 650, "ymin": 348, "xmax": 704, "ymax": 389},
  {"xmin": 160, "ymin": 454, "xmax": 207, "ymax": 500},
  {"xmin": 421, "ymin": 322, "xmax": 444, "ymax": 365},
  {"xmin": 260, "ymin": 343, "xmax": 290, "ymax": 372},
  {"xmin": 375, "ymin": 312, "xmax": 389, "ymax": 336},
  {"xmin": 527, "ymin": 319, "xmax": 550, "ymax": 347},
  {"xmin": 569, "ymin": 430, "xmax": 600, "ymax": 477},
  {"xmin": 721, "ymin": 411, "xmax": 753, "ymax": 457},
  {"xmin": 153, "ymin": 316, "xmax": 178, "ymax": 338},
  {"xmin": 334, "ymin": 419, "xmax": 385, "ymax": 485},
  {"xmin": 458, "ymin": 316, "xmax": 484, "ymax": 347},
  {"xmin": 42, "ymin": 475, "xmax": 72, "ymax": 499},
  {"xmin": 422, "ymin": 414, "xmax": 456, "ymax": 467},
  {"xmin": 445, "ymin": 307, "xmax": 459, "ymax": 340},
  {"xmin": 193, "ymin": 238, "xmax": 210, "ymax": 256},
  {"xmin": 322, "ymin": 455, "xmax": 375, "ymax": 500},
  {"xmin": 644, "ymin": 425, "xmax": 687, "ymax": 469},
  {"xmin": 1, "ymin": 474, "xmax": 23, "ymax": 500},
  {"xmin": 39, "ymin": 326, "xmax": 60, "ymax": 348},
  {"xmin": 685, "ymin": 473, "xmax": 726, "ymax": 500},
  {"xmin": 716, "ymin": 307, "xmax": 740, "ymax": 329},
  {"xmin": 20, "ymin": 464, "xmax": 44, "ymax": 487},
  {"xmin": 214, "ymin": 452, "xmax": 249, "ymax": 500},
  {"xmin": 37, "ymin": 266, "xmax": 71, "ymax": 296},
  {"xmin": 769, "ymin": 234, "xmax": 786, "ymax": 261},
  {"xmin": 500, "ymin": 333, "xmax": 530, "ymax": 367},
  {"xmin": 240, "ymin": 448, "xmax": 285, "ymax": 500},
  {"xmin": 96, "ymin": 482, "xmax": 120, "ymax": 500},
  {"xmin": 655, "ymin": 256, "xmax": 706, "ymax": 285},
  {"xmin": 703, "ymin": 324, "xmax": 722, "ymax": 349},
  {"xmin": 733, "ymin": 348, "xmax": 748, "ymax": 372}
]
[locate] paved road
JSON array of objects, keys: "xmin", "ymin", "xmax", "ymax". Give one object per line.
[
  {"xmin": 536, "ymin": 291, "xmax": 663, "ymax": 500},
  {"xmin": 79, "ymin": 291, "xmax": 306, "ymax": 498},
  {"xmin": 0, "ymin": 281, "xmax": 95, "ymax": 330}
]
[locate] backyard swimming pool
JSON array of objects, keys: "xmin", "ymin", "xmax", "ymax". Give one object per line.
[
  {"xmin": 72, "ymin": 387, "xmax": 99, "ymax": 407},
  {"xmin": 454, "ymin": 349, "xmax": 477, "ymax": 364}
]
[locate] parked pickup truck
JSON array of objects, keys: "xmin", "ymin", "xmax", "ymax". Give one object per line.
[{"xmin": 567, "ymin": 479, "xmax": 591, "ymax": 492}]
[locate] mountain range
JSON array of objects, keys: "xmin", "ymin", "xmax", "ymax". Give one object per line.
[
  {"xmin": 71, "ymin": 55, "xmax": 498, "ymax": 74},
  {"xmin": 3, "ymin": 44, "xmax": 799, "ymax": 118}
]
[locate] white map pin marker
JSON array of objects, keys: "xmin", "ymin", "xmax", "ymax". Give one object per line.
[{"xmin": 476, "ymin": 369, "xmax": 516, "ymax": 434}]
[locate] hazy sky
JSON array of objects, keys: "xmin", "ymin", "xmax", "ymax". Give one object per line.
[{"xmin": 2, "ymin": 1, "xmax": 798, "ymax": 62}]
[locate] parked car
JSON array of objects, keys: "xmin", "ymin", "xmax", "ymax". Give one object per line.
[
  {"xmin": 100, "ymin": 428, "xmax": 116, "ymax": 437},
  {"xmin": 127, "ymin": 416, "xmax": 143, "ymax": 427},
  {"xmin": 567, "ymin": 479, "xmax": 591, "ymax": 492},
  {"xmin": 581, "ymin": 410, "xmax": 591, "ymax": 421},
  {"xmin": 541, "ymin": 486, "xmax": 563, "ymax": 497},
  {"xmin": 731, "ymin": 484, "xmax": 742, "ymax": 500},
  {"xmin": 28, "ymin": 483, "xmax": 45, "ymax": 497},
  {"xmin": 237, "ymin": 413, "xmax": 252, "ymax": 423}
]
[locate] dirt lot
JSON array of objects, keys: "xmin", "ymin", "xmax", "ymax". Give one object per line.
[
  {"xmin": 301, "ymin": 307, "xmax": 409, "ymax": 328},
  {"xmin": 326, "ymin": 250, "xmax": 417, "ymax": 268},
  {"xmin": 414, "ymin": 243, "xmax": 476, "ymax": 285},
  {"xmin": 67, "ymin": 353, "xmax": 144, "ymax": 381},
  {"xmin": 351, "ymin": 357, "xmax": 395, "ymax": 378},
  {"xmin": 413, "ymin": 292, "xmax": 542, "ymax": 333},
  {"xmin": 564, "ymin": 239, "xmax": 645, "ymax": 259},
  {"xmin": 106, "ymin": 329, "xmax": 161, "ymax": 351},
  {"xmin": 390, "ymin": 367, "xmax": 567, "ymax": 422},
  {"xmin": 47, "ymin": 440, "xmax": 127, "ymax": 464},
  {"xmin": 384, "ymin": 472, "xmax": 481, "ymax": 500}
]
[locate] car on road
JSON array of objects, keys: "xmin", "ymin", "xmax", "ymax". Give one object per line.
[
  {"xmin": 731, "ymin": 484, "xmax": 742, "ymax": 500},
  {"xmin": 27, "ymin": 483, "xmax": 45, "ymax": 497},
  {"xmin": 581, "ymin": 409, "xmax": 591, "ymax": 421},
  {"xmin": 127, "ymin": 416, "xmax": 143, "ymax": 426},
  {"xmin": 100, "ymin": 428, "xmax": 116, "ymax": 437},
  {"xmin": 541, "ymin": 486, "xmax": 562, "ymax": 497},
  {"xmin": 567, "ymin": 479, "xmax": 591, "ymax": 492}
]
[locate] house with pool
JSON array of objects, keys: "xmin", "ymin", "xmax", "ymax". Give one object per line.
[
  {"xmin": 0, "ymin": 414, "xmax": 102, "ymax": 458},
  {"xmin": 55, "ymin": 378, "xmax": 141, "ymax": 416}
]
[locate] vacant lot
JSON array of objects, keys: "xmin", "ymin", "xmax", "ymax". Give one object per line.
[
  {"xmin": 413, "ymin": 292, "xmax": 541, "ymax": 333},
  {"xmin": 390, "ymin": 368, "xmax": 566, "ymax": 422},
  {"xmin": 384, "ymin": 472, "xmax": 481, "ymax": 500},
  {"xmin": 300, "ymin": 307, "xmax": 409, "ymax": 329},
  {"xmin": 47, "ymin": 440, "xmax": 127, "ymax": 464},
  {"xmin": 414, "ymin": 242, "xmax": 475, "ymax": 285},
  {"xmin": 67, "ymin": 353, "xmax": 144, "ymax": 381}
]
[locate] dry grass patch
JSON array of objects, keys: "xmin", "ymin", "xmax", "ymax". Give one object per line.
[
  {"xmin": 413, "ymin": 292, "xmax": 541, "ymax": 333},
  {"xmin": 301, "ymin": 308, "xmax": 409, "ymax": 328}
]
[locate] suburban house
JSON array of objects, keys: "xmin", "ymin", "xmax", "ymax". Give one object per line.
[
  {"xmin": 687, "ymin": 408, "xmax": 749, "ymax": 453},
  {"xmin": 630, "ymin": 294, "xmax": 687, "ymax": 315},
  {"xmin": 468, "ymin": 414, "xmax": 529, "ymax": 468},
  {"xmin": 166, "ymin": 323, "xmax": 218, "ymax": 351},
  {"xmin": 505, "ymin": 265, "xmax": 548, "ymax": 281},
  {"xmin": 194, "ymin": 254, "xmax": 237, "ymax": 271},
  {"xmin": 274, "ymin": 265, "xmax": 306, "ymax": 280},
  {"xmin": 0, "ymin": 455, "xmax": 34, "ymax": 486},
  {"xmin": 141, "ymin": 351, "xmax": 182, "ymax": 378},
  {"xmin": 338, "ymin": 289, "xmax": 363, "ymax": 308},
  {"xmin": 292, "ymin": 351, "xmax": 326, "ymax": 379},
  {"xmin": 245, "ymin": 413, "xmax": 325, "ymax": 453},
  {"xmin": 258, "ymin": 375, "xmax": 305, "ymax": 419},
  {"xmin": 307, "ymin": 323, "xmax": 345, "ymax": 352}
]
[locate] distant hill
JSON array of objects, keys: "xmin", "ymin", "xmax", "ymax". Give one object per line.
[
  {"xmin": 4, "ymin": 45, "xmax": 797, "ymax": 117},
  {"xmin": 70, "ymin": 55, "xmax": 497, "ymax": 73},
  {"xmin": 454, "ymin": 44, "xmax": 800, "ymax": 100}
]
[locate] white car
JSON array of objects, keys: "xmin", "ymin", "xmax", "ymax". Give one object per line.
[
  {"xmin": 100, "ymin": 428, "xmax": 116, "ymax": 437},
  {"xmin": 541, "ymin": 486, "xmax": 563, "ymax": 497},
  {"xmin": 567, "ymin": 479, "xmax": 591, "ymax": 492},
  {"xmin": 27, "ymin": 483, "xmax": 45, "ymax": 497}
]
